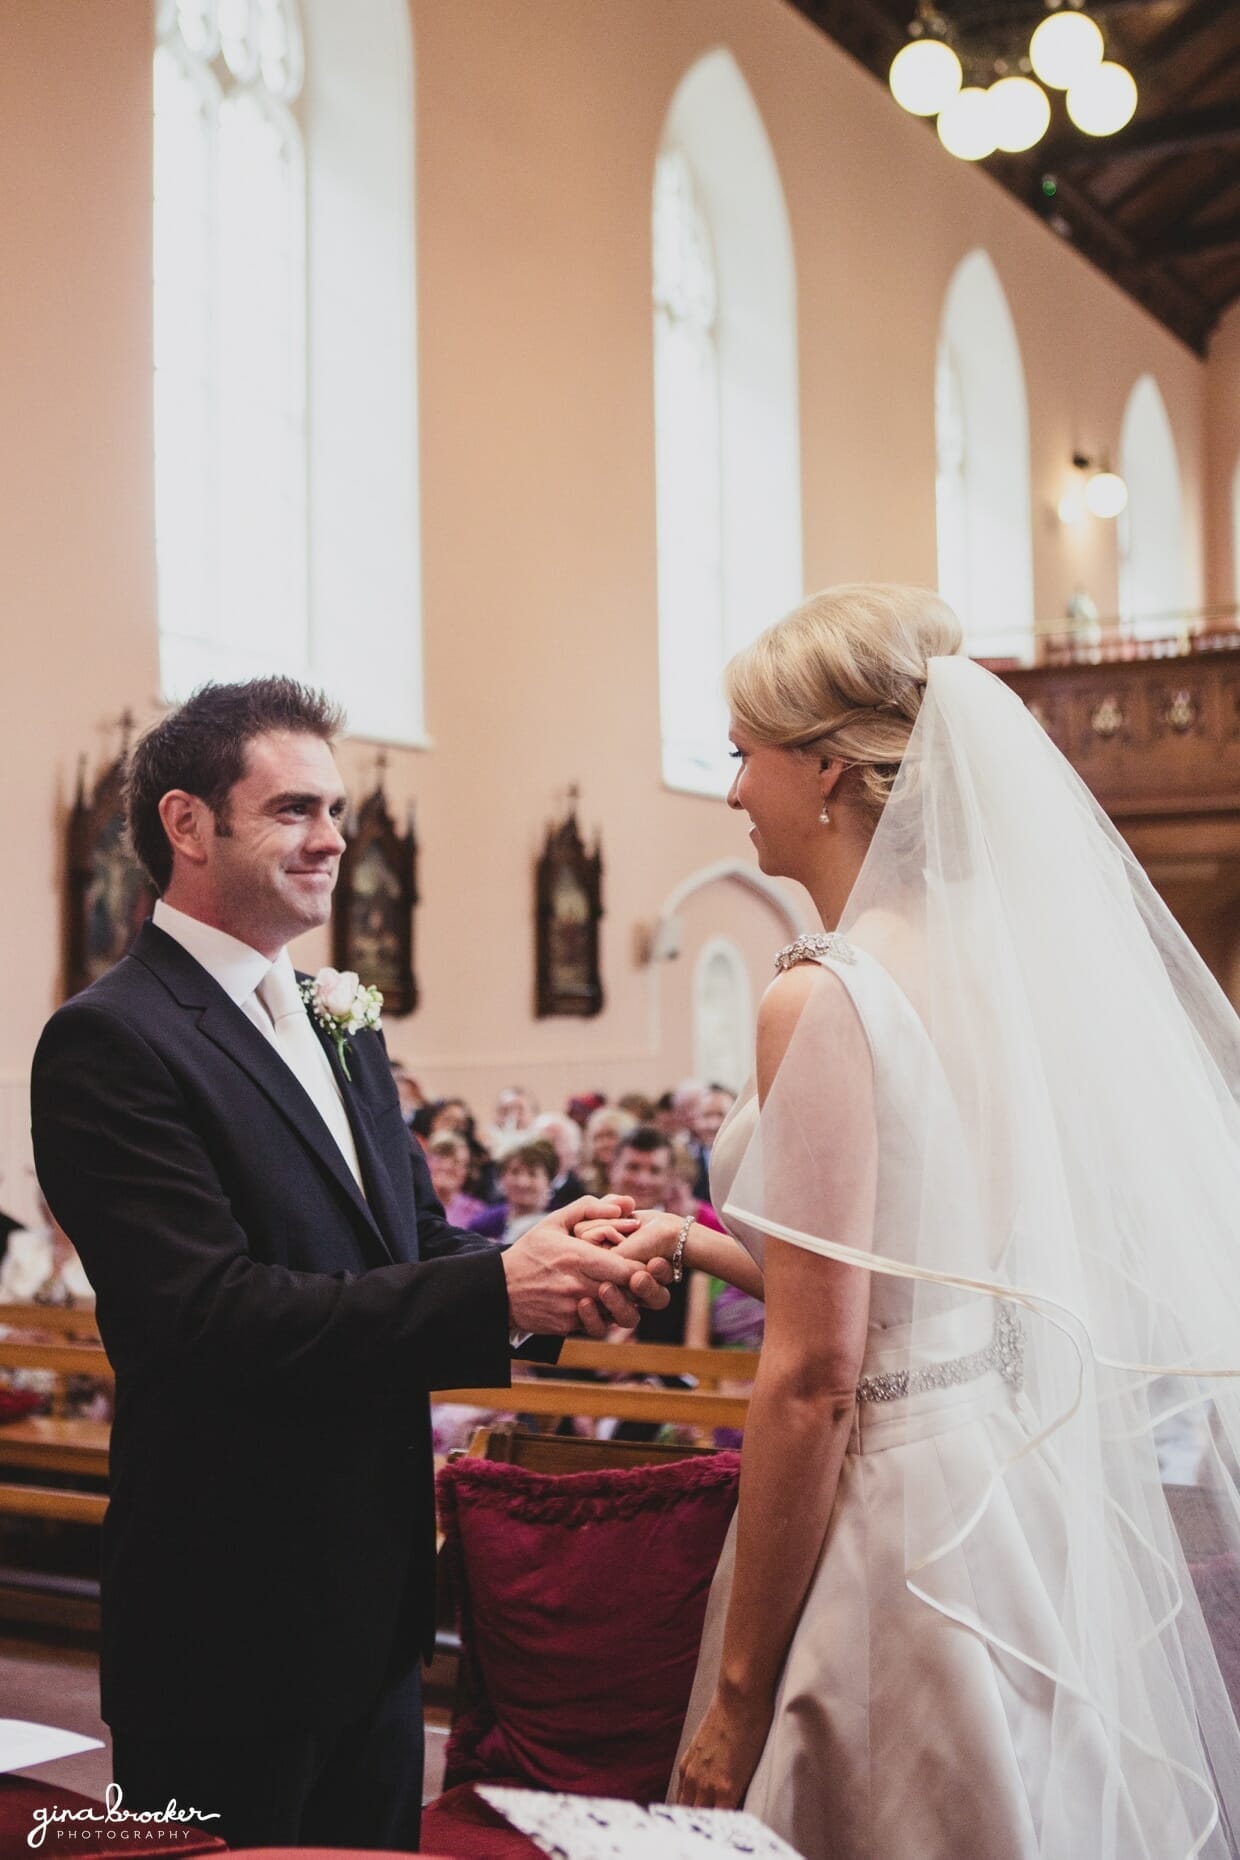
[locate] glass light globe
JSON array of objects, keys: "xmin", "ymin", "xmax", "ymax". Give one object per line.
[
  {"xmin": 1066, "ymin": 61, "xmax": 1138, "ymax": 136},
  {"xmin": 937, "ymin": 87, "xmax": 998, "ymax": 161},
  {"xmin": 1084, "ymin": 470, "xmax": 1128, "ymax": 518},
  {"xmin": 988, "ymin": 76, "xmax": 1052, "ymax": 152},
  {"xmin": 889, "ymin": 39, "xmax": 963, "ymax": 117},
  {"xmin": 1029, "ymin": 10, "xmax": 1105, "ymax": 90}
]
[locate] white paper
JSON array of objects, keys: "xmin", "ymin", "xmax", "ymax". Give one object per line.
[
  {"xmin": 478, "ymin": 1787, "xmax": 804, "ymax": 1860},
  {"xmin": 0, "ymin": 1720, "xmax": 105, "ymax": 1776}
]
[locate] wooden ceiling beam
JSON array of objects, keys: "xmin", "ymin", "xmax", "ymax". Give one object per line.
[
  {"xmin": 1028, "ymin": 169, "xmax": 1216, "ymax": 349},
  {"xmin": 1138, "ymin": 0, "xmax": 1240, "ymax": 66},
  {"xmin": 1138, "ymin": 212, "xmax": 1240, "ymax": 262},
  {"xmin": 1046, "ymin": 101, "xmax": 1240, "ymax": 171}
]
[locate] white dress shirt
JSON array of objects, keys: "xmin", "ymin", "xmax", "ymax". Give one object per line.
[{"xmin": 152, "ymin": 899, "xmax": 365, "ymax": 1191}]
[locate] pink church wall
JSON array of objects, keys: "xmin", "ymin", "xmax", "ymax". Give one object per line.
[{"xmin": 0, "ymin": 0, "xmax": 1227, "ymax": 1215}]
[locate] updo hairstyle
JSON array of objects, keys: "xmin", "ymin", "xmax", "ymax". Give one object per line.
[{"xmin": 724, "ymin": 584, "xmax": 964, "ymax": 824}]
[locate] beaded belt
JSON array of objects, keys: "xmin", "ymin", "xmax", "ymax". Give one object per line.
[{"xmin": 856, "ymin": 1304, "xmax": 1025, "ymax": 1405}]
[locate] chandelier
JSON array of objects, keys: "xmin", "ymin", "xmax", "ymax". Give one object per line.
[{"xmin": 889, "ymin": 0, "xmax": 1138, "ymax": 162}]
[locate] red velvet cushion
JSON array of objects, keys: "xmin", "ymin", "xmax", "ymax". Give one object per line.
[
  {"xmin": 436, "ymin": 1452, "xmax": 739, "ymax": 1804},
  {"xmin": 420, "ymin": 1781, "xmax": 545, "ymax": 1859}
]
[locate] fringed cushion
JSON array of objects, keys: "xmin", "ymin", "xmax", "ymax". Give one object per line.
[{"xmin": 436, "ymin": 1451, "xmax": 740, "ymax": 1803}]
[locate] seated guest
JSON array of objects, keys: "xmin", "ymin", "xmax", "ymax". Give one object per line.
[
  {"xmin": 416, "ymin": 1096, "xmax": 497, "ymax": 1203},
  {"xmin": 490, "ymin": 1083, "xmax": 538, "ymax": 1146},
  {"xmin": 0, "ymin": 1194, "xmax": 95, "ymax": 1306},
  {"xmin": 532, "ymin": 1112, "xmax": 588, "ymax": 1211},
  {"xmin": 0, "ymin": 1174, "xmax": 20, "ymax": 1251},
  {"xmin": 580, "ymin": 1106, "xmax": 638, "ymax": 1196},
  {"xmin": 425, "ymin": 1133, "xmax": 488, "ymax": 1229},
  {"xmin": 467, "ymin": 1139, "xmax": 557, "ymax": 1246},
  {"xmin": 0, "ymin": 1197, "xmax": 105, "ymax": 1419},
  {"xmin": 687, "ymin": 1082, "xmax": 737, "ymax": 1200},
  {"xmin": 567, "ymin": 1091, "xmax": 606, "ymax": 1130},
  {"xmin": 423, "ymin": 1095, "xmax": 471, "ymax": 1137},
  {"xmin": 607, "ymin": 1126, "xmax": 715, "ymax": 1347},
  {"xmin": 604, "ymin": 1126, "xmax": 723, "ymax": 1443},
  {"xmin": 388, "ymin": 1059, "xmax": 425, "ymax": 1127},
  {"xmin": 652, "ymin": 1078, "xmax": 704, "ymax": 1149}
]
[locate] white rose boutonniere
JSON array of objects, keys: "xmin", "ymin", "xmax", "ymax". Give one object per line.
[{"xmin": 300, "ymin": 967, "xmax": 383, "ymax": 1081}]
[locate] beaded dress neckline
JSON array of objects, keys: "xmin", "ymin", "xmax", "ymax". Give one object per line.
[{"xmin": 773, "ymin": 931, "xmax": 856, "ymax": 971}]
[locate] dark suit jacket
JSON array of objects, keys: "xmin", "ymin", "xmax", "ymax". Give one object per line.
[{"xmin": 31, "ymin": 922, "xmax": 513, "ymax": 1737}]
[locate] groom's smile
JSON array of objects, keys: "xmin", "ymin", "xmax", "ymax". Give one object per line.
[{"xmin": 160, "ymin": 728, "xmax": 350, "ymax": 958}]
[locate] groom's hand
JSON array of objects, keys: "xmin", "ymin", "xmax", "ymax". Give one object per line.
[{"xmin": 501, "ymin": 1197, "xmax": 672, "ymax": 1337}]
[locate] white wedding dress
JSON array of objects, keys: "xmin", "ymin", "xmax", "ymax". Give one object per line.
[{"xmin": 675, "ymin": 936, "xmax": 1180, "ymax": 1860}]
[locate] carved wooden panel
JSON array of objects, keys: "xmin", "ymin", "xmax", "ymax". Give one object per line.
[{"xmin": 1004, "ymin": 656, "xmax": 1240, "ymax": 821}]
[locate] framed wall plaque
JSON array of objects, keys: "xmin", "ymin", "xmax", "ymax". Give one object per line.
[
  {"xmin": 535, "ymin": 797, "xmax": 604, "ymax": 1018},
  {"xmin": 332, "ymin": 783, "xmax": 418, "ymax": 1017},
  {"xmin": 65, "ymin": 747, "xmax": 156, "ymax": 1001}
]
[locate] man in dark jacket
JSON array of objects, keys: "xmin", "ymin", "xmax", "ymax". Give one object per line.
[{"xmin": 31, "ymin": 677, "xmax": 664, "ymax": 1851}]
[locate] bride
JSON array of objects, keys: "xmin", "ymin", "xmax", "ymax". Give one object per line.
[{"xmin": 604, "ymin": 584, "xmax": 1240, "ymax": 1858}]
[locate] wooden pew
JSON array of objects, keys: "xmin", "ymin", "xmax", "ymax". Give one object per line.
[
  {"xmin": 433, "ymin": 1336, "xmax": 758, "ymax": 1437},
  {"xmin": 0, "ymin": 1304, "xmax": 110, "ymax": 1630}
]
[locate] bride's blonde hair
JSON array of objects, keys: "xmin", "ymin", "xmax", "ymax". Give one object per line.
[{"xmin": 724, "ymin": 584, "xmax": 964, "ymax": 822}]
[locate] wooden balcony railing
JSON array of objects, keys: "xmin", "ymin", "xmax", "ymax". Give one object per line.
[{"xmin": 994, "ymin": 611, "xmax": 1240, "ymax": 822}]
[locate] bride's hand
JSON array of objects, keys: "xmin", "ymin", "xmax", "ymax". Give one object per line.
[
  {"xmin": 676, "ymin": 1687, "xmax": 771, "ymax": 1810},
  {"xmin": 611, "ymin": 1209, "xmax": 683, "ymax": 1263},
  {"xmin": 572, "ymin": 1209, "xmax": 682, "ymax": 1263}
]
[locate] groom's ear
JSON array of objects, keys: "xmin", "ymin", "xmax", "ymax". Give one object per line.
[{"xmin": 157, "ymin": 789, "xmax": 211, "ymax": 868}]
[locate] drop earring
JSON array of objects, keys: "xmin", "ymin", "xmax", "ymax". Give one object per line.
[{"xmin": 819, "ymin": 803, "xmax": 831, "ymax": 825}]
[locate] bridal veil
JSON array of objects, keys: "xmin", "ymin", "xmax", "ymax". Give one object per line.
[{"xmin": 724, "ymin": 654, "xmax": 1240, "ymax": 1858}]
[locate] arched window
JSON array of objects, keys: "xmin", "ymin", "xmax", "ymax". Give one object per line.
[
  {"xmin": 935, "ymin": 251, "xmax": 1034, "ymax": 663},
  {"xmin": 155, "ymin": 0, "xmax": 307, "ymax": 697},
  {"xmin": 1117, "ymin": 374, "xmax": 1186, "ymax": 640},
  {"xmin": 154, "ymin": 0, "xmax": 424, "ymax": 742},
  {"xmin": 693, "ymin": 937, "xmax": 752, "ymax": 1094},
  {"xmin": 654, "ymin": 50, "xmax": 802, "ymax": 797}
]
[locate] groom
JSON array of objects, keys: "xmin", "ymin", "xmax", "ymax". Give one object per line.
[{"xmin": 30, "ymin": 677, "xmax": 666, "ymax": 1852}]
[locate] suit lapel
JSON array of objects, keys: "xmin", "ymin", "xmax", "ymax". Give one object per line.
[
  {"xmin": 312, "ymin": 1019, "xmax": 414, "ymax": 1263},
  {"xmin": 132, "ymin": 925, "xmax": 393, "ymax": 1262}
]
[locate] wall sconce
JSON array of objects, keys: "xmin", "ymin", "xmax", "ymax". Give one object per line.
[{"xmin": 1058, "ymin": 451, "xmax": 1128, "ymax": 523}]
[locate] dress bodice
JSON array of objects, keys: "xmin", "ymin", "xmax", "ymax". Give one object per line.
[{"xmin": 708, "ymin": 934, "xmax": 990, "ymax": 1353}]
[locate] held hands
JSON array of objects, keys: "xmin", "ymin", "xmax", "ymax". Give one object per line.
[
  {"xmin": 501, "ymin": 1197, "xmax": 673, "ymax": 1339},
  {"xmin": 574, "ymin": 1208, "xmax": 684, "ymax": 1268}
]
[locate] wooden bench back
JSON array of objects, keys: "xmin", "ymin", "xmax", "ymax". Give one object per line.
[{"xmin": 431, "ymin": 1336, "xmax": 757, "ymax": 1437}]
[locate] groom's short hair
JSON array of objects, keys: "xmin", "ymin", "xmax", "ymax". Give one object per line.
[{"xmin": 126, "ymin": 676, "xmax": 344, "ymax": 891}]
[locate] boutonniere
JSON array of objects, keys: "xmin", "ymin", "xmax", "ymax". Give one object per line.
[{"xmin": 299, "ymin": 968, "xmax": 383, "ymax": 1082}]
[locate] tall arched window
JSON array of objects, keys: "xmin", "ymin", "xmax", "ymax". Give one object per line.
[
  {"xmin": 935, "ymin": 251, "xmax": 1034, "ymax": 663},
  {"xmin": 155, "ymin": 0, "xmax": 307, "ymax": 697},
  {"xmin": 1117, "ymin": 374, "xmax": 1186, "ymax": 640},
  {"xmin": 653, "ymin": 50, "xmax": 802, "ymax": 797},
  {"xmin": 155, "ymin": 0, "xmax": 424, "ymax": 742}
]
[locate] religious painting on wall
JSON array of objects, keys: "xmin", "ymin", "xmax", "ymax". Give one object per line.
[
  {"xmin": 65, "ymin": 735, "xmax": 156, "ymax": 1001},
  {"xmin": 535, "ymin": 794, "xmax": 604, "ymax": 1018},
  {"xmin": 332, "ymin": 778, "xmax": 418, "ymax": 1017}
]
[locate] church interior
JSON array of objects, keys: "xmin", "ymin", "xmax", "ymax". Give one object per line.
[{"xmin": 3, "ymin": 0, "xmax": 1240, "ymax": 1847}]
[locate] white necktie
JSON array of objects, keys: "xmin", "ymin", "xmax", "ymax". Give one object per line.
[{"xmin": 256, "ymin": 966, "xmax": 366, "ymax": 1192}]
